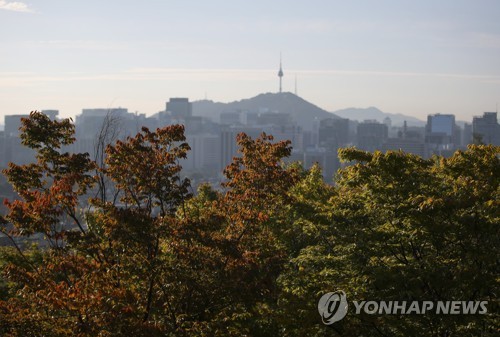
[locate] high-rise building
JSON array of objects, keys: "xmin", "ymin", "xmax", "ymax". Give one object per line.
[
  {"xmin": 73, "ymin": 107, "xmax": 157, "ymax": 158},
  {"xmin": 184, "ymin": 134, "xmax": 221, "ymax": 173},
  {"xmin": 472, "ymin": 112, "xmax": 500, "ymax": 145},
  {"xmin": 383, "ymin": 117, "xmax": 392, "ymax": 128},
  {"xmin": 0, "ymin": 131, "xmax": 5, "ymax": 168},
  {"xmin": 76, "ymin": 108, "xmax": 128, "ymax": 140},
  {"xmin": 42, "ymin": 110, "xmax": 59, "ymax": 120},
  {"xmin": 303, "ymin": 147, "xmax": 339, "ymax": 181},
  {"xmin": 220, "ymin": 125, "xmax": 274, "ymax": 171},
  {"xmin": 383, "ymin": 138, "xmax": 428, "ymax": 158},
  {"xmin": 357, "ymin": 120, "xmax": 388, "ymax": 152},
  {"xmin": 4, "ymin": 114, "xmax": 30, "ymax": 137},
  {"xmin": 257, "ymin": 112, "xmax": 291, "ymax": 126},
  {"xmin": 240, "ymin": 111, "xmax": 258, "ymax": 126},
  {"xmin": 220, "ymin": 112, "xmax": 241, "ymax": 125},
  {"xmin": 424, "ymin": 113, "xmax": 462, "ymax": 156},
  {"xmin": 166, "ymin": 98, "xmax": 192, "ymax": 119},
  {"xmin": 2, "ymin": 116, "xmax": 35, "ymax": 166},
  {"xmin": 269, "ymin": 124, "xmax": 303, "ymax": 151},
  {"xmin": 461, "ymin": 123, "xmax": 473, "ymax": 147},
  {"xmin": 319, "ymin": 118, "xmax": 350, "ymax": 147},
  {"xmin": 425, "ymin": 114, "xmax": 459, "ymax": 146}
]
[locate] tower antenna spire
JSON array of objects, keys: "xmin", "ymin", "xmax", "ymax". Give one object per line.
[
  {"xmin": 278, "ymin": 53, "xmax": 284, "ymax": 93},
  {"xmin": 295, "ymin": 74, "xmax": 297, "ymax": 96}
]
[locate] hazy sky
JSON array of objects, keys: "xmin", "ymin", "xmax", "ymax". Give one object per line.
[{"xmin": 1, "ymin": 0, "xmax": 500, "ymax": 122}]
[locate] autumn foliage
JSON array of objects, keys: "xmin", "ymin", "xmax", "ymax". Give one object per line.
[{"xmin": 0, "ymin": 112, "xmax": 498, "ymax": 336}]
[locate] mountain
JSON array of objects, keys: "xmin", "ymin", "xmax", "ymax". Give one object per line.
[
  {"xmin": 192, "ymin": 92, "xmax": 339, "ymax": 130},
  {"xmin": 332, "ymin": 107, "xmax": 425, "ymax": 126},
  {"xmin": 192, "ymin": 93, "xmax": 427, "ymax": 129}
]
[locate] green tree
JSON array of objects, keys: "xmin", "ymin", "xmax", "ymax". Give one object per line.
[
  {"xmin": 1, "ymin": 111, "xmax": 498, "ymax": 336},
  {"xmin": 277, "ymin": 146, "xmax": 499, "ymax": 336}
]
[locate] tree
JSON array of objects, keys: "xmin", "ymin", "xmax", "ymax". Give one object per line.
[
  {"xmin": 214, "ymin": 133, "xmax": 299, "ymax": 335},
  {"xmin": 1, "ymin": 111, "xmax": 498, "ymax": 336},
  {"xmin": 0, "ymin": 117, "xmax": 300, "ymax": 336},
  {"xmin": 92, "ymin": 109, "xmax": 122, "ymax": 204},
  {"xmin": 0, "ymin": 117, "xmax": 194, "ymax": 336},
  {"xmin": 0, "ymin": 111, "xmax": 96, "ymax": 336},
  {"xmin": 2, "ymin": 111, "xmax": 95, "ymax": 241},
  {"xmin": 275, "ymin": 163, "xmax": 336, "ymax": 337},
  {"xmin": 146, "ymin": 132, "xmax": 299, "ymax": 335},
  {"xmin": 277, "ymin": 146, "xmax": 499, "ymax": 336}
]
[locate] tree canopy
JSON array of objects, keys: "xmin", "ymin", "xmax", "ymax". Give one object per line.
[{"xmin": 0, "ymin": 112, "xmax": 498, "ymax": 336}]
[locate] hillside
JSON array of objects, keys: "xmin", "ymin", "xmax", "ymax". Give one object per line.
[
  {"xmin": 333, "ymin": 107, "xmax": 425, "ymax": 126},
  {"xmin": 192, "ymin": 92, "xmax": 339, "ymax": 130}
]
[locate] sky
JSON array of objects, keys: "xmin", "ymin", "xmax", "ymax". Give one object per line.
[{"xmin": 1, "ymin": 0, "xmax": 500, "ymax": 123}]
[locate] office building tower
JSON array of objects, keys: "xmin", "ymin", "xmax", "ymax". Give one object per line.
[
  {"xmin": 4, "ymin": 114, "xmax": 30, "ymax": 137},
  {"xmin": 166, "ymin": 98, "xmax": 192, "ymax": 119},
  {"xmin": 319, "ymin": 118, "xmax": 350, "ymax": 147},
  {"xmin": 357, "ymin": 120, "xmax": 388, "ymax": 152},
  {"xmin": 472, "ymin": 112, "xmax": 500, "ymax": 145},
  {"xmin": 425, "ymin": 114, "xmax": 459, "ymax": 146}
]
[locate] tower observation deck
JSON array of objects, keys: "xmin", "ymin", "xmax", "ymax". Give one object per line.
[{"xmin": 278, "ymin": 55, "xmax": 284, "ymax": 93}]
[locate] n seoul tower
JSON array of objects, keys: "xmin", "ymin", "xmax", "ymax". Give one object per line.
[{"xmin": 278, "ymin": 54, "xmax": 284, "ymax": 93}]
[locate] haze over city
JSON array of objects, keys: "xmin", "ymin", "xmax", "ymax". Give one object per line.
[
  {"xmin": 1, "ymin": 0, "xmax": 500, "ymax": 122},
  {"xmin": 0, "ymin": 2, "xmax": 499, "ymax": 336}
]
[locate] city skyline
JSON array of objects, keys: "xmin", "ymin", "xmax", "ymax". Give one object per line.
[{"xmin": 1, "ymin": 0, "xmax": 500, "ymax": 122}]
